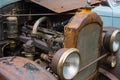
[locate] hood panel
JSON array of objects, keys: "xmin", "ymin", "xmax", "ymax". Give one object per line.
[{"xmin": 29, "ymin": 0, "xmax": 99, "ymax": 13}]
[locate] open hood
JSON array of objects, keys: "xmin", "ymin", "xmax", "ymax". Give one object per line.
[{"xmin": 29, "ymin": 0, "xmax": 100, "ymax": 13}]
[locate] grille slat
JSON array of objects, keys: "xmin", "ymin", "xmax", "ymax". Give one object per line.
[{"xmin": 74, "ymin": 23, "xmax": 101, "ymax": 80}]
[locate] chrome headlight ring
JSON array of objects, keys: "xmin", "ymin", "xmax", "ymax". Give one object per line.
[
  {"xmin": 103, "ymin": 30, "xmax": 120, "ymax": 53},
  {"xmin": 106, "ymin": 55, "xmax": 117, "ymax": 68},
  {"xmin": 110, "ymin": 30, "xmax": 120, "ymax": 52},
  {"xmin": 51, "ymin": 48, "xmax": 81, "ymax": 80}
]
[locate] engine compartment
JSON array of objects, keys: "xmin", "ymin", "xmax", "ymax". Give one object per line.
[
  {"xmin": 0, "ymin": 1, "xmax": 76, "ymax": 79},
  {"xmin": 0, "ymin": 1, "xmax": 120, "ymax": 80}
]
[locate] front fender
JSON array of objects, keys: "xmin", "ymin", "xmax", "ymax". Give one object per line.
[{"xmin": 0, "ymin": 57, "xmax": 56, "ymax": 80}]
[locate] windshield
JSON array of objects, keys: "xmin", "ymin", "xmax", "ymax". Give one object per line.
[{"xmin": 110, "ymin": 0, "xmax": 120, "ymax": 6}]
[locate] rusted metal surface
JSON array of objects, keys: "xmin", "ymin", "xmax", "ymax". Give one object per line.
[
  {"xmin": 51, "ymin": 48, "xmax": 80, "ymax": 80},
  {"xmin": 29, "ymin": 0, "xmax": 100, "ymax": 13},
  {"xmin": 50, "ymin": 48, "xmax": 69, "ymax": 79},
  {"xmin": 50, "ymin": 48, "xmax": 67, "ymax": 74},
  {"xmin": 0, "ymin": 73, "xmax": 7, "ymax": 80},
  {"xmin": 64, "ymin": 12, "xmax": 102, "ymax": 48},
  {"xmin": 0, "ymin": 57, "xmax": 56, "ymax": 80},
  {"xmin": 64, "ymin": 12, "xmax": 103, "ymax": 80}
]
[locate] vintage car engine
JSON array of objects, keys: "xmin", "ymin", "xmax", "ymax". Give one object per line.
[
  {"xmin": 0, "ymin": 0, "xmax": 120, "ymax": 80},
  {"xmin": 0, "ymin": 13, "xmax": 100, "ymax": 80},
  {"xmin": 3, "ymin": 16, "xmax": 66, "ymax": 60},
  {"xmin": 21, "ymin": 16, "xmax": 64, "ymax": 53}
]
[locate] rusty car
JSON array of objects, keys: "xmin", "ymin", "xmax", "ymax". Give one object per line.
[{"xmin": 0, "ymin": 0, "xmax": 120, "ymax": 80}]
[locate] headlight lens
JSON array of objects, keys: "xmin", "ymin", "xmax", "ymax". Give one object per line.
[
  {"xmin": 112, "ymin": 40, "xmax": 119, "ymax": 52},
  {"xmin": 106, "ymin": 55, "xmax": 117, "ymax": 68},
  {"xmin": 63, "ymin": 52, "xmax": 80, "ymax": 79},
  {"xmin": 111, "ymin": 57, "xmax": 117, "ymax": 68},
  {"xmin": 51, "ymin": 48, "xmax": 80, "ymax": 80}
]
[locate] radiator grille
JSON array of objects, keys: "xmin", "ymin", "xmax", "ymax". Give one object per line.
[
  {"xmin": 74, "ymin": 23, "xmax": 101, "ymax": 80},
  {"xmin": 64, "ymin": 12, "xmax": 102, "ymax": 80}
]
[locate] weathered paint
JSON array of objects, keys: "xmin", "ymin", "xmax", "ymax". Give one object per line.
[
  {"xmin": 29, "ymin": 0, "xmax": 100, "ymax": 13},
  {"xmin": 64, "ymin": 12, "xmax": 102, "ymax": 48},
  {"xmin": 63, "ymin": 12, "xmax": 103, "ymax": 80},
  {"xmin": 0, "ymin": 57, "xmax": 57, "ymax": 80}
]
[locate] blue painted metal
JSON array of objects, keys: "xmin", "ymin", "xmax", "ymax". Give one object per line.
[
  {"xmin": 0, "ymin": 0, "xmax": 21, "ymax": 8},
  {"xmin": 92, "ymin": 0, "xmax": 120, "ymax": 28}
]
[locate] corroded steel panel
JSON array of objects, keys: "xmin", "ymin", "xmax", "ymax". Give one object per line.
[
  {"xmin": 64, "ymin": 12, "xmax": 103, "ymax": 79},
  {"xmin": 64, "ymin": 12, "xmax": 102, "ymax": 48},
  {"xmin": 75, "ymin": 23, "xmax": 101, "ymax": 80},
  {"xmin": 29, "ymin": 0, "xmax": 100, "ymax": 13},
  {"xmin": 0, "ymin": 57, "xmax": 56, "ymax": 80}
]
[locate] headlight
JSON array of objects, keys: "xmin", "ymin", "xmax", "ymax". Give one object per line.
[
  {"xmin": 103, "ymin": 30, "xmax": 120, "ymax": 52},
  {"xmin": 106, "ymin": 55, "xmax": 117, "ymax": 68},
  {"xmin": 112, "ymin": 40, "xmax": 119, "ymax": 52},
  {"xmin": 51, "ymin": 48, "xmax": 80, "ymax": 80}
]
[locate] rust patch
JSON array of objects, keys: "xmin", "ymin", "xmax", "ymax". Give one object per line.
[
  {"xmin": 29, "ymin": 0, "xmax": 100, "ymax": 13},
  {"xmin": 0, "ymin": 57, "xmax": 57, "ymax": 80},
  {"xmin": 64, "ymin": 12, "xmax": 102, "ymax": 48},
  {"xmin": 23, "ymin": 63, "xmax": 39, "ymax": 72}
]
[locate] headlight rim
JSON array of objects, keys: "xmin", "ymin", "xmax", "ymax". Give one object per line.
[
  {"xmin": 57, "ymin": 48, "xmax": 81, "ymax": 80},
  {"xmin": 111, "ymin": 56, "xmax": 117, "ymax": 68},
  {"xmin": 106, "ymin": 55, "xmax": 117, "ymax": 68},
  {"xmin": 110, "ymin": 30, "xmax": 120, "ymax": 52}
]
